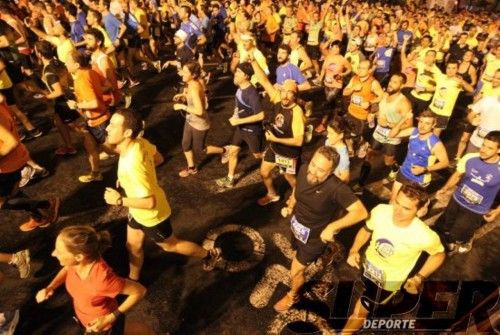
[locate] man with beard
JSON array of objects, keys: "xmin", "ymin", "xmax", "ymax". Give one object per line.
[
  {"xmin": 215, "ymin": 63, "xmax": 264, "ymax": 188},
  {"xmin": 354, "ymin": 73, "xmax": 413, "ymax": 193},
  {"xmin": 273, "ymin": 146, "xmax": 368, "ymax": 312},
  {"xmin": 436, "ymin": 131, "xmax": 500, "ymax": 254},
  {"xmin": 85, "ymin": 28, "xmax": 121, "ymax": 109},
  {"xmin": 389, "ymin": 111, "xmax": 450, "ymax": 203},
  {"xmin": 248, "ymin": 56, "xmax": 305, "ymax": 207},
  {"xmin": 275, "ymin": 44, "xmax": 311, "ymax": 91}
]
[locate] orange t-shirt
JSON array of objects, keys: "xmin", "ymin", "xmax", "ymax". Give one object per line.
[
  {"xmin": 0, "ymin": 102, "xmax": 29, "ymax": 173},
  {"xmin": 65, "ymin": 259, "xmax": 125, "ymax": 329},
  {"xmin": 348, "ymin": 76, "xmax": 375, "ymax": 121},
  {"xmin": 74, "ymin": 69, "xmax": 109, "ymax": 127}
]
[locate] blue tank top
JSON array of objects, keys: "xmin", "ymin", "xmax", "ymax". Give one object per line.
[
  {"xmin": 453, "ymin": 154, "xmax": 500, "ymax": 215},
  {"xmin": 375, "ymin": 47, "xmax": 394, "ymax": 74},
  {"xmin": 401, "ymin": 128, "xmax": 440, "ymax": 185}
]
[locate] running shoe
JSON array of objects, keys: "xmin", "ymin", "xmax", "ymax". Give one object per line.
[
  {"xmin": 78, "ymin": 172, "xmax": 103, "ymax": 183},
  {"xmin": 19, "ymin": 217, "xmax": 50, "ymax": 232},
  {"xmin": 179, "ymin": 167, "xmax": 198, "ymax": 178},
  {"xmin": 305, "ymin": 125, "xmax": 313, "ymax": 143},
  {"xmin": 30, "ymin": 128, "xmax": 43, "ymax": 138},
  {"xmin": 457, "ymin": 241, "xmax": 472, "ymax": 254},
  {"xmin": 55, "ymin": 146, "xmax": 77, "ymax": 156},
  {"xmin": 153, "ymin": 60, "xmax": 162, "ymax": 73},
  {"xmin": 257, "ymin": 194, "xmax": 280, "ymax": 206},
  {"xmin": 19, "ymin": 166, "xmax": 34, "ymax": 187},
  {"xmin": 202, "ymin": 247, "xmax": 222, "ymax": 271},
  {"xmin": 10, "ymin": 250, "xmax": 31, "ymax": 279},
  {"xmin": 216, "ymin": 176, "xmax": 235, "ymax": 188},
  {"xmin": 304, "ymin": 101, "xmax": 313, "ymax": 117}
]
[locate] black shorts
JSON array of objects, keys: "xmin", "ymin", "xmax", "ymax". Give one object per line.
[
  {"xmin": 292, "ymin": 236, "xmax": 325, "ymax": 265},
  {"xmin": 263, "ymin": 148, "xmax": 300, "ymax": 175},
  {"xmin": 55, "ymin": 101, "xmax": 80, "ymax": 124},
  {"xmin": 182, "ymin": 123, "xmax": 208, "ymax": 153},
  {"xmin": 231, "ymin": 128, "xmax": 262, "ymax": 154},
  {"xmin": 126, "ymin": 36, "xmax": 142, "ymax": 48},
  {"xmin": 359, "ymin": 276, "xmax": 400, "ymax": 313},
  {"xmin": 408, "ymin": 94, "xmax": 431, "ymax": 116},
  {"xmin": 370, "ymin": 138, "xmax": 398, "ymax": 157},
  {"xmin": 306, "ymin": 44, "xmax": 321, "ymax": 60},
  {"xmin": 463, "ymin": 122, "xmax": 475, "ymax": 133},
  {"xmin": 87, "ymin": 121, "xmax": 109, "ymax": 144},
  {"xmin": 128, "ymin": 215, "xmax": 173, "ymax": 243},
  {"xmin": 0, "ymin": 168, "xmax": 22, "ymax": 198},
  {"xmin": 0, "ymin": 88, "xmax": 16, "ymax": 106},
  {"xmin": 395, "ymin": 170, "xmax": 428, "ymax": 188},
  {"xmin": 433, "ymin": 113, "xmax": 450, "ymax": 129},
  {"xmin": 344, "ymin": 113, "xmax": 367, "ymax": 138}
]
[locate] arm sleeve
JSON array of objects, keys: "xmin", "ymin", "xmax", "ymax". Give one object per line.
[
  {"xmin": 422, "ymin": 229, "xmax": 445, "ymax": 255},
  {"xmin": 292, "ymin": 66, "xmax": 306, "ymax": 84},
  {"xmin": 246, "ymin": 88, "xmax": 262, "ymax": 114},
  {"xmin": 332, "ymin": 182, "xmax": 359, "ymax": 210}
]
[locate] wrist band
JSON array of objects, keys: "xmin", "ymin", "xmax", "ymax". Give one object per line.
[
  {"xmin": 112, "ymin": 309, "xmax": 123, "ymax": 319},
  {"xmin": 415, "ymin": 273, "xmax": 426, "ymax": 281}
]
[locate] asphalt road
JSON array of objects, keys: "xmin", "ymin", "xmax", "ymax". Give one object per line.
[{"xmin": 0, "ymin": 65, "xmax": 498, "ymax": 335}]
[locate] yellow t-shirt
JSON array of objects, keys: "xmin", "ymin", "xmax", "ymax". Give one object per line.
[
  {"xmin": 482, "ymin": 53, "xmax": 500, "ymax": 82},
  {"xmin": 411, "ymin": 61, "xmax": 441, "ymax": 101},
  {"xmin": 0, "ymin": 70, "xmax": 13, "ymax": 90},
  {"xmin": 429, "ymin": 74, "xmax": 462, "ymax": 117},
  {"xmin": 134, "ymin": 8, "xmax": 150, "ymax": 39},
  {"xmin": 51, "ymin": 37, "xmax": 75, "ymax": 64},
  {"xmin": 364, "ymin": 204, "xmax": 444, "ymax": 292},
  {"xmin": 118, "ymin": 138, "xmax": 171, "ymax": 226}
]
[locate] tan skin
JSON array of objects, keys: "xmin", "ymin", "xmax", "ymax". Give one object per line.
[
  {"xmin": 343, "ymin": 192, "xmax": 445, "ymax": 335},
  {"xmin": 104, "ymin": 113, "xmax": 210, "ymax": 280},
  {"xmin": 275, "ymin": 152, "xmax": 367, "ymax": 311},
  {"xmin": 389, "ymin": 116, "xmax": 450, "ymax": 203},
  {"xmin": 35, "ymin": 234, "xmax": 146, "ymax": 332}
]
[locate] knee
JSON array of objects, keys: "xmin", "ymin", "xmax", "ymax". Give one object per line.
[
  {"xmin": 260, "ymin": 166, "xmax": 272, "ymax": 179},
  {"xmin": 126, "ymin": 242, "xmax": 143, "ymax": 255}
]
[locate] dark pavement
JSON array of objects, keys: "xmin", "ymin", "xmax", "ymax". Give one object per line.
[{"xmin": 0, "ymin": 67, "xmax": 498, "ymax": 335}]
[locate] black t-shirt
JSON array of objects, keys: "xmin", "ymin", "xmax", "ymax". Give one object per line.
[
  {"xmin": 266, "ymin": 102, "xmax": 302, "ymax": 158},
  {"xmin": 294, "ymin": 164, "xmax": 358, "ymax": 243},
  {"xmin": 448, "ymin": 42, "xmax": 469, "ymax": 62},
  {"xmin": 176, "ymin": 45, "xmax": 195, "ymax": 67},
  {"xmin": 42, "ymin": 59, "xmax": 74, "ymax": 103},
  {"xmin": 234, "ymin": 85, "xmax": 262, "ymax": 134}
]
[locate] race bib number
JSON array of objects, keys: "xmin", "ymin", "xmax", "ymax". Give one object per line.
[
  {"xmin": 375, "ymin": 124, "xmax": 391, "ymax": 137},
  {"xmin": 376, "ymin": 59, "xmax": 385, "ymax": 69},
  {"xmin": 460, "ymin": 184, "xmax": 483, "ymax": 205},
  {"xmin": 351, "ymin": 95, "xmax": 363, "ymax": 106},
  {"xmin": 291, "ymin": 215, "xmax": 311, "ymax": 244},
  {"xmin": 433, "ymin": 99, "xmax": 445, "ymax": 109},
  {"xmin": 276, "ymin": 154, "xmax": 297, "ymax": 174},
  {"xmin": 363, "ymin": 259, "xmax": 385, "ymax": 287}
]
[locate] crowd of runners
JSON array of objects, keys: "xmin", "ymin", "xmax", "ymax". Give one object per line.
[{"xmin": 0, "ymin": 0, "xmax": 499, "ymax": 333}]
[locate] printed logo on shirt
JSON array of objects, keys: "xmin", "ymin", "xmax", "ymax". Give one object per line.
[{"xmin": 375, "ymin": 238, "xmax": 394, "ymax": 258}]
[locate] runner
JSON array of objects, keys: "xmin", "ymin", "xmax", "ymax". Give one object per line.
[
  {"xmin": 0, "ymin": 92, "xmax": 59, "ymax": 232},
  {"xmin": 273, "ymin": 146, "xmax": 368, "ymax": 312},
  {"xmin": 389, "ymin": 111, "xmax": 450, "ymax": 202},
  {"xmin": 248, "ymin": 56, "xmax": 305, "ymax": 207},
  {"xmin": 342, "ymin": 184, "xmax": 445, "ymax": 334},
  {"xmin": 436, "ymin": 131, "xmax": 500, "ymax": 254},
  {"xmin": 103, "ymin": 109, "xmax": 222, "ymax": 280},
  {"xmin": 36, "ymin": 225, "xmax": 146, "ymax": 334},
  {"xmin": 216, "ymin": 62, "xmax": 264, "ymax": 188}
]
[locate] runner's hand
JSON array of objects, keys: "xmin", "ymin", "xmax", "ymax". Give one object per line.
[
  {"xmin": 35, "ymin": 288, "xmax": 54, "ymax": 303},
  {"xmin": 411, "ymin": 165, "xmax": 426, "ymax": 176},
  {"xmin": 173, "ymin": 103, "xmax": 186, "ymax": 111},
  {"xmin": 87, "ymin": 314, "xmax": 115, "ymax": 332},
  {"xmin": 265, "ymin": 130, "xmax": 276, "ymax": 142},
  {"xmin": 280, "ymin": 207, "xmax": 292, "ymax": 218},
  {"xmin": 346, "ymin": 252, "xmax": 360, "ymax": 269},
  {"xmin": 320, "ymin": 225, "xmax": 337, "ymax": 243},
  {"xmin": 229, "ymin": 117, "xmax": 240, "ymax": 126},
  {"xmin": 403, "ymin": 276, "xmax": 423, "ymax": 295},
  {"xmin": 104, "ymin": 188, "xmax": 122, "ymax": 206},
  {"xmin": 483, "ymin": 208, "xmax": 500, "ymax": 222},
  {"xmin": 67, "ymin": 100, "xmax": 77, "ymax": 110}
]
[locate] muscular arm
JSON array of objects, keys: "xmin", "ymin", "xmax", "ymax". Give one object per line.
[{"xmin": 428, "ymin": 141, "xmax": 449, "ymax": 172}]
